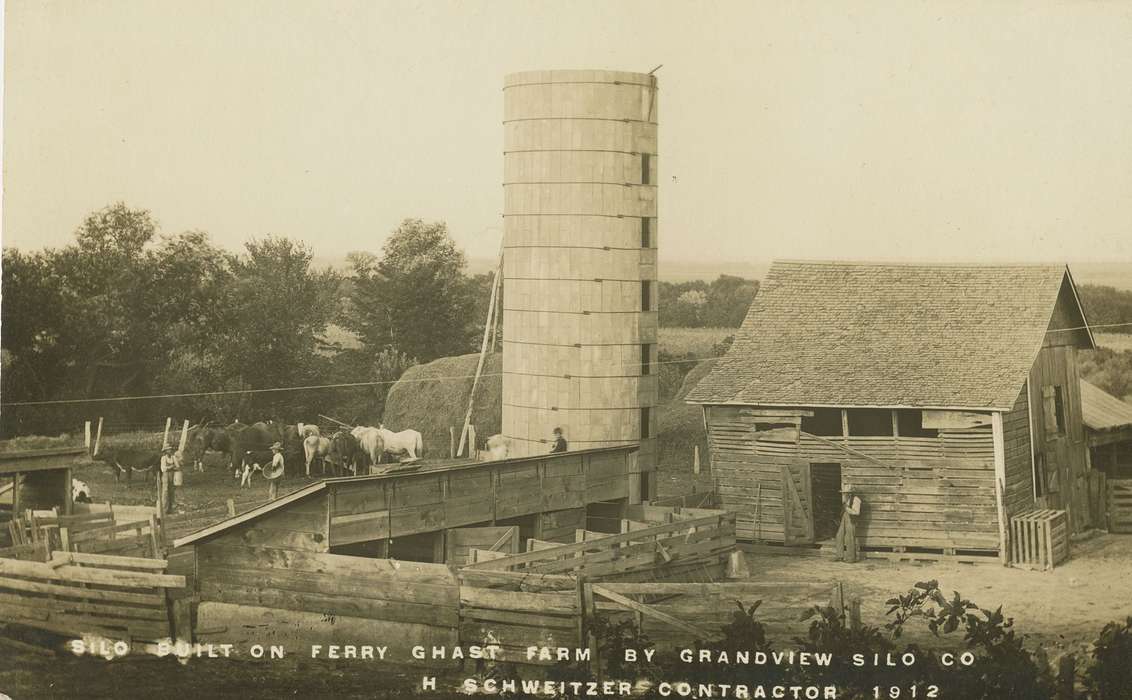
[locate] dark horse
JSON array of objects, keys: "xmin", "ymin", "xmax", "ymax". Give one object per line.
[{"xmin": 326, "ymin": 431, "xmax": 360, "ymax": 477}]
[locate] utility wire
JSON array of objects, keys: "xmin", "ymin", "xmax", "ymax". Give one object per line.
[{"xmin": 5, "ymin": 318, "xmax": 1131, "ymax": 408}]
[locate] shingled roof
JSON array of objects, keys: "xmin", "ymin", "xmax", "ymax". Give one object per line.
[{"xmin": 686, "ymin": 260, "xmax": 1093, "ymax": 411}]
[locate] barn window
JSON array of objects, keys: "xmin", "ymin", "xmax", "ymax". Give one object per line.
[
  {"xmin": 640, "ymin": 407, "xmax": 651, "ymax": 439},
  {"xmin": 846, "ymin": 408, "xmax": 894, "ymax": 436},
  {"xmin": 641, "ymin": 153, "xmax": 651, "ymax": 184},
  {"xmin": 896, "ymin": 410, "xmax": 938, "ymax": 438},
  {"xmin": 801, "ymin": 408, "xmax": 842, "ymax": 436},
  {"xmin": 1042, "ymin": 385, "xmax": 1066, "ymax": 436},
  {"xmin": 641, "ymin": 217, "xmax": 652, "ymax": 248},
  {"xmin": 641, "ymin": 281, "xmax": 651, "ymax": 311},
  {"xmin": 640, "ymin": 343, "xmax": 652, "ymax": 376}
]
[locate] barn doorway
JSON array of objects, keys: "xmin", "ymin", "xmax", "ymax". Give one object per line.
[{"xmin": 810, "ymin": 463, "xmax": 843, "ymax": 542}]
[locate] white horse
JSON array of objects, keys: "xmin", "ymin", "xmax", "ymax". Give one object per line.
[
  {"xmin": 485, "ymin": 434, "xmax": 510, "ymax": 461},
  {"xmin": 350, "ymin": 426, "xmax": 386, "ymax": 466},
  {"xmin": 297, "ymin": 422, "xmax": 321, "ymax": 438},
  {"xmin": 303, "ymin": 435, "xmax": 330, "ymax": 476},
  {"xmin": 377, "ymin": 424, "xmax": 423, "ymax": 460}
]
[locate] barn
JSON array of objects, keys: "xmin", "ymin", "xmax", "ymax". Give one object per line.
[{"xmin": 686, "ymin": 260, "xmax": 1099, "ymax": 561}]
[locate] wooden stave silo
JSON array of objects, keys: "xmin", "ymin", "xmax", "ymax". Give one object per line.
[{"xmin": 501, "ymin": 69, "xmax": 658, "ymax": 497}]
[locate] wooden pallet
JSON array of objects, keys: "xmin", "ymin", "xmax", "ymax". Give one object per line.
[
  {"xmin": 1108, "ymin": 479, "xmax": 1132, "ymax": 534},
  {"xmin": 1009, "ymin": 509, "xmax": 1069, "ymax": 571}
]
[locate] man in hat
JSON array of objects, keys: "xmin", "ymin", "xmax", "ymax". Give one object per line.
[
  {"xmin": 835, "ymin": 487, "xmax": 862, "ymax": 563},
  {"xmin": 265, "ymin": 442, "xmax": 286, "ymax": 500},
  {"xmin": 159, "ymin": 444, "xmax": 179, "ymax": 514},
  {"xmin": 549, "ymin": 427, "xmax": 568, "ymax": 454}
]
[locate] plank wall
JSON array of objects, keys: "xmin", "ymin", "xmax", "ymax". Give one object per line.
[
  {"xmin": 327, "ymin": 448, "xmax": 631, "ymax": 547},
  {"xmin": 196, "ymin": 543, "xmax": 459, "ymax": 647},
  {"xmin": 706, "ymin": 405, "xmax": 1000, "ymax": 552},
  {"xmin": 1001, "ymin": 384, "xmax": 1037, "ymax": 518}
]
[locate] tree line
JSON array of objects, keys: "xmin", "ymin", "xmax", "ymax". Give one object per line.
[{"xmin": 0, "ymin": 203, "xmax": 494, "ymax": 437}]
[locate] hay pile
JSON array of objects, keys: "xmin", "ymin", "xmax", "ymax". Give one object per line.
[{"xmin": 381, "ymin": 352, "xmax": 502, "ymax": 456}]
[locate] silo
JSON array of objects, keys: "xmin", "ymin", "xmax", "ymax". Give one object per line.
[{"xmin": 501, "ymin": 69, "xmax": 659, "ymax": 500}]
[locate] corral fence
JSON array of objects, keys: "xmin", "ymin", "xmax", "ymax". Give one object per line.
[{"xmin": 1109, "ymin": 478, "xmax": 1132, "ymax": 533}]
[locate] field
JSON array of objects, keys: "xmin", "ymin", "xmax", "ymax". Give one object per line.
[
  {"xmin": 657, "ymin": 326, "xmax": 732, "ymax": 357},
  {"xmin": 1096, "ymin": 332, "xmax": 1132, "ymax": 352}
]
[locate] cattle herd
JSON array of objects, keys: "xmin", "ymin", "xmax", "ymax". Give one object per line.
[{"xmin": 95, "ymin": 419, "xmax": 425, "ymax": 485}]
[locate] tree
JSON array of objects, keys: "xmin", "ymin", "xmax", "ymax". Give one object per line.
[{"xmin": 345, "ymin": 219, "xmax": 476, "ymax": 362}]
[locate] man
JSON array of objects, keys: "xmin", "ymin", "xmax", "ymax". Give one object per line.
[
  {"xmin": 549, "ymin": 427, "xmax": 568, "ymax": 454},
  {"xmin": 835, "ymin": 487, "xmax": 862, "ymax": 563},
  {"xmin": 264, "ymin": 442, "xmax": 286, "ymax": 500},
  {"xmin": 159, "ymin": 444, "xmax": 179, "ymax": 514}
]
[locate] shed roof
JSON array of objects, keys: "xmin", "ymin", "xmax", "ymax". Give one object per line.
[
  {"xmin": 686, "ymin": 260, "xmax": 1094, "ymax": 410},
  {"xmin": 1080, "ymin": 379, "xmax": 1132, "ymax": 432}
]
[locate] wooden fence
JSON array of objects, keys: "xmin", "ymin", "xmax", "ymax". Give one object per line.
[
  {"xmin": 1109, "ymin": 479, "xmax": 1132, "ymax": 533},
  {"xmin": 462, "ymin": 512, "xmax": 736, "ymax": 581},
  {"xmin": 0, "ymin": 551, "xmax": 185, "ymax": 641}
]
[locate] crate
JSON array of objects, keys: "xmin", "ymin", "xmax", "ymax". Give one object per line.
[
  {"xmin": 1109, "ymin": 479, "xmax": 1132, "ymax": 534},
  {"xmin": 1009, "ymin": 509, "xmax": 1069, "ymax": 571}
]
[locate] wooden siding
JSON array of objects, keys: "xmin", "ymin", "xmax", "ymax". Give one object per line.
[
  {"xmin": 1027, "ymin": 342, "xmax": 1091, "ymax": 533},
  {"xmin": 1001, "ymin": 384, "xmax": 1036, "ymax": 518},
  {"xmin": 706, "ymin": 405, "xmax": 999, "ymax": 552},
  {"xmin": 328, "ymin": 447, "xmax": 633, "ymax": 547}
]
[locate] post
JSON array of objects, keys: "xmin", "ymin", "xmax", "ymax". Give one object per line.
[
  {"xmin": 93, "ymin": 417, "xmax": 104, "ymax": 457},
  {"xmin": 693, "ymin": 445, "xmax": 700, "ymax": 474},
  {"xmin": 450, "ymin": 427, "xmax": 456, "ymax": 459},
  {"xmin": 457, "ymin": 244, "xmax": 503, "ymax": 457},
  {"xmin": 163, "ymin": 417, "xmax": 172, "ymax": 446},
  {"xmin": 227, "ymin": 498, "xmax": 236, "ymax": 517},
  {"xmin": 84, "ymin": 421, "xmax": 92, "ymax": 449},
  {"xmin": 178, "ymin": 419, "xmax": 190, "ymax": 452},
  {"xmin": 468, "ymin": 425, "xmax": 477, "ymax": 460}
]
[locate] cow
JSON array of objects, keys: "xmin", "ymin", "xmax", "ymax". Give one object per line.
[
  {"xmin": 239, "ymin": 449, "xmax": 274, "ymax": 487},
  {"xmin": 485, "ymin": 434, "xmax": 510, "ymax": 461},
  {"xmin": 303, "ymin": 435, "xmax": 331, "ymax": 476},
  {"xmin": 326, "ymin": 431, "xmax": 361, "ymax": 476},
  {"xmin": 350, "ymin": 426, "xmax": 386, "ymax": 469},
  {"xmin": 183, "ymin": 422, "xmax": 234, "ymax": 472},
  {"xmin": 377, "ymin": 424, "xmax": 423, "ymax": 461},
  {"xmin": 93, "ymin": 445, "xmax": 160, "ymax": 488},
  {"xmin": 281, "ymin": 424, "xmax": 305, "ymax": 471},
  {"xmin": 230, "ymin": 421, "xmax": 282, "ymax": 481}
]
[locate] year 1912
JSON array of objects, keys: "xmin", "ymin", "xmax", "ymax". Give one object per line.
[{"xmin": 872, "ymin": 687, "xmax": 939, "ymax": 698}]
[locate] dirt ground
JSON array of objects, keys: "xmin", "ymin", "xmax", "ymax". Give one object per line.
[{"xmin": 752, "ymin": 532, "xmax": 1132, "ymax": 655}]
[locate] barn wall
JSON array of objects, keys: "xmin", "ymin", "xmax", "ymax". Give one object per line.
[
  {"xmin": 706, "ymin": 405, "xmax": 1000, "ymax": 552},
  {"xmin": 1001, "ymin": 384, "xmax": 1036, "ymax": 518},
  {"xmin": 1028, "ymin": 342, "xmax": 1091, "ymax": 532}
]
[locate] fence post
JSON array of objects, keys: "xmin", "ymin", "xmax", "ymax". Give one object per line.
[
  {"xmin": 93, "ymin": 417, "xmax": 104, "ymax": 457},
  {"xmin": 449, "ymin": 427, "xmax": 456, "ymax": 459},
  {"xmin": 227, "ymin": 498, "xmax": 236, "ymax": 517},
  {"xmin": 84, "ymin": 421, "xmax": 92, "ymax": 449},
  {"xmin": 693, "ymin": 445, "xmax": 700, "ymax": 474}
]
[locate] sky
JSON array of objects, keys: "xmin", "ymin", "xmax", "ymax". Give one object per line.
[{"xmin": 3, "ymin": 0, "xmax": 1132, "ymax": 264}]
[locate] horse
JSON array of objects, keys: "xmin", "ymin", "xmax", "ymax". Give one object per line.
[
  {"xmin": 485, "ymin": 434, "xmax": 510, "ymax": 461},
  {"xmin": 377, "ymin": 424, "xmax": 423, "ymax": 461},
  {"xmin": 326, "ymin": 430, "xmax": 361, "ymax": 476},
  {"xmin": 303, "ymin": 435, "xmax": 331, "ymax": 476},
  {"xmin": 297, "ymin": 423, "xmax": 321, "ymax": 438},
  {"xmin": 350, "ymin": 426, "xmax": 386, "ymax": 468}
]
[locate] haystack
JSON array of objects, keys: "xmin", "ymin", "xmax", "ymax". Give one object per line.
[{"xmin": 381, "ymin": 353, "xmax": 502, "ymax": 457}]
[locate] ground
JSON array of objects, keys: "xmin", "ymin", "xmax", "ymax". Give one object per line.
[{"xmin": 752, "ymin": 532, "xmax": 1132, "ymax": 655}]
